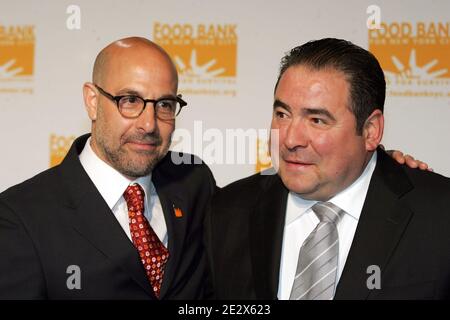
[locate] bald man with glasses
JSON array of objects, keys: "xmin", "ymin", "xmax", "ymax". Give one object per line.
[{"xmin": 0, "ymin": 37, "xmax": 215, "ymax": 299}]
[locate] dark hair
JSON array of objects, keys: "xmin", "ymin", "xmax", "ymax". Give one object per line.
[{"xmin": 275, "ymin": 38, "xmax": 385, "ymax": 134}]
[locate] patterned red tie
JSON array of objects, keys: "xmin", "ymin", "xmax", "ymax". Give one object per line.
[{"xmin": 123, "ymin": 184, "xmax": 169, "ymax": 298}]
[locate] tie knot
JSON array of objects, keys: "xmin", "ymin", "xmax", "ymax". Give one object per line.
[
  {"xmin": 312, "ymin": 202, "xmax": 344, "ymax": 224},
  {"xmin": 123, "ymin": 184, "xmax": 145, "ymax": 212}
]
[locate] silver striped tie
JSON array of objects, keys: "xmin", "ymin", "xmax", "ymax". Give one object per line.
[{"xmin": 289, "ymin": 202, "xmax": 344, "ymax": 300}]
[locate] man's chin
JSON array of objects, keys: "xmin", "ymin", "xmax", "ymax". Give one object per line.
[
  {"xmin": 281, "ymin": 176, "xmax": 319, "ymax": 197},
  {"xmin": 119, "ymin": 166, "xmax": 154, "ymax": 178},
  {"xmin": 116, "ymin": 156, "xmax": 161, "ymax": 178}
]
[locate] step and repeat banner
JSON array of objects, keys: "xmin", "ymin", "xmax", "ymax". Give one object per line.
[{"xmin": 1, "ymin": 0, "xmax": 449, "ymax": 190}]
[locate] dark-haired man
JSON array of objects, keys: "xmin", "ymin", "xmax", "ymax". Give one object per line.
[{"xmin": 206, "ymin": 38, "xmax": 450, "ymax": 300}]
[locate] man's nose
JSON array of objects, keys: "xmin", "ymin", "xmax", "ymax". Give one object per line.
[
  {"xmin": 284, "ymin": 118, "xmax": 309, "ymax": 151},
  {"xmin": 135, "ymin": 104, "xmax": 157, "ymax": 133}
]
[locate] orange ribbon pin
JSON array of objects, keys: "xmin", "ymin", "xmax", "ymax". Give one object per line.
[{"xmin": 174, "ymin": 207, "xmax": 183, "ymax": 218}]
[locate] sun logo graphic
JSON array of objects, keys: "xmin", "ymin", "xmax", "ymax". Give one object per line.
[
  {"xmin": 153, "ymin": 22, "xmax": 237, "ymax": 97},
  {"xmin": 385, "ymin": 48, "xmax": 448, "ymax": 81},
  {"xmin": 0, "ymin": 25, "xmax": 35, "ymax": 94},
  {"xmin": 49, "ymin": 134, "xmax": 76, "ymax": 167},
  {"xmin": 174, "ymin": 49, "xmax": 225, "ymax": 78},
  {"xmin": 369, "ymin": 21, "xmax": 450, "ymax": 98}
]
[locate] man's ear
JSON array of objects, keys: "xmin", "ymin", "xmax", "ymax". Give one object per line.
[
  {"xmin": 363, "ymin": 109, "xmax": 384, "ymax": 151},
  {"xmin": 83, "ymin": 82, "xmax": 99, "ymax": 121}
]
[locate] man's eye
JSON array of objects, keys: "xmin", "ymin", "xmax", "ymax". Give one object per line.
[
  {"xmin": 275, "ymin": 111, "xmax": 287, "ymax": 119},
  {"xmin": 312, "ymin": 118, "xmax": 326, "ymax": 125},
  {"xmin": 157, "ymin": 100, "xmax": 175, "ymax": 110},
  {"xmin": 122, "ymin": 96, "xmax": 140, "ymax": 104}
]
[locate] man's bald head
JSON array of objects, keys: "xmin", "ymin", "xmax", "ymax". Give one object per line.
[
  {"xmin": 83, "ymin": 37, "xmax": 180, "ymax": 179},
  {"xmin": 92, "ymin": 37, "xmax": 177, "ymax": 86}
]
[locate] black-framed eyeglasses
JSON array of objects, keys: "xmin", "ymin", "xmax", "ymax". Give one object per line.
[{"xmin": 94, "ymin": 84, "xmax": 187, "ymax": 120}]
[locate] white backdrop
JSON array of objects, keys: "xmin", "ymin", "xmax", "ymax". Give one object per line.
[{"xmin": 1, "ymin": 0, "xmax": 449, "ymax": 191}]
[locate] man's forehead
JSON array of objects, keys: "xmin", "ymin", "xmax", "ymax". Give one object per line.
[{"xmin": 274, "ymin": 71, "xmax": 352, "ymax": 117}]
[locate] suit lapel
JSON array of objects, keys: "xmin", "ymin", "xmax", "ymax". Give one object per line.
[
  {"xmin": 335, "ymin": 149, "xmax": 414, "ymax": 299},
  {"xmin": 250, "ymin": 175, "xmax": 288, "ymax": 299},
  {"xmin": 151, "ymin": 158, "xmax": 188, "ymax": 299},
  {"xmin": 58, "ymin": 134, "xmax": 155, "ymax": 298}
]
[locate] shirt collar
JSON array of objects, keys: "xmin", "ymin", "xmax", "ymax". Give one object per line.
[
  {"xmin": 286, "ymin": 193, "xmax": 317, "ymax": 225},
  {"xmin": 79, "ymin": 137, "xmax": 152, "ymax": 209},
  {"xmin": 329, "ymin": 151, "xmax": 377, "ymax": 221},
  {"xmin": 285, "ymin": 151, "xmax": 377, "ymax": 225}
]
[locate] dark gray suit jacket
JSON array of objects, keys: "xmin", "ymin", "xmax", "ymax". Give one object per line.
[
  {"xmin": 206, "ymin": 148, "xmax": 450, "ymax": 299},
  {"xmin": 0, "ymin": 134, "xmax": 216, "ymax": 299}
]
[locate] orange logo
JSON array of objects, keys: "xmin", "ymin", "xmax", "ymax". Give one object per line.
[
  {"xmin": 255, "ymin": 138, "xmax": 272, "ymax": 173},
  {"xmin": 173, "ymin": 207, "xmax": 183, "ymax": 218},
  {"xmin": 154, "ymin": 22, "xmax": 237, "ymax": 97},
  {"xmin": 369, "ymin": 21, "xmax": 450, "ymax": 98},
  {"xmin": 0, "ymin": 24, "xmax": 35, "ymax": 94},
  {"xmin": 49, "ymin": 134, "xmax": 76, "ymax": 167}
]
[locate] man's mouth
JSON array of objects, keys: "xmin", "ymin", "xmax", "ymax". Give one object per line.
[
  {"xmin": 283, "ymin": 158, "xmax": 314, "ymax": 169},
  {"xmin": 126, "ymin": 140, "xmax": 160, "ymax": 151}
]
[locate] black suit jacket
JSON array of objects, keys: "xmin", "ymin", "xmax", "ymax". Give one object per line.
[
  {"xmin": 205, "ymin": 149, "xmax": 450, "ymax": 299},
  {"xmin": 0, "ymin": 134, "xmax": 216, "ymax": 299}
]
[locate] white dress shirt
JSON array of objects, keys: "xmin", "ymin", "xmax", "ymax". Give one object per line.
[
  {"xmin": 277, "ymin": 152, "xmax": 378, "ymax": 299},
  {"xmin": 79, "ymin": 137, "xmax": 168, "ymax": 246}
]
